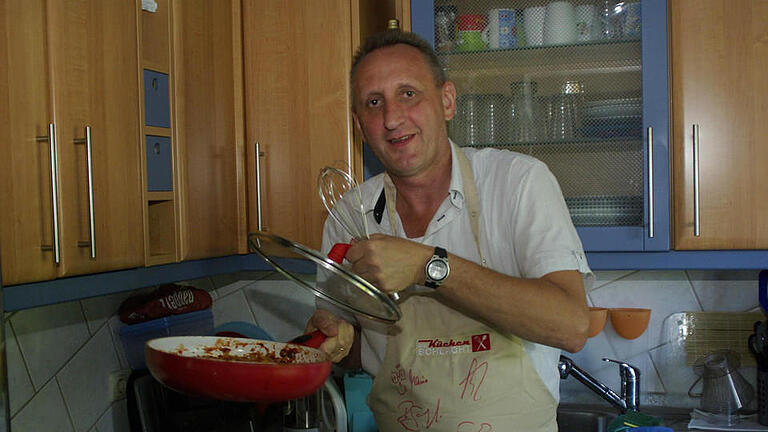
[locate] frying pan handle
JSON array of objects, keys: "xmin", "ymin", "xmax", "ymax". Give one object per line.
[
  {"xmin": 290, "ymin": 329, "xmax": 327, "ymax": 349},
  {"xmin": 760, "ymin": 270, "xmax": 768, "ymax": 315}
]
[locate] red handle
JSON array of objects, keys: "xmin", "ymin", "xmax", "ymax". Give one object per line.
[
  {"xmin": 289, "ymin": 329, "xmax": 326, "ymax": 349},
  {"xmin": 327, "ymin": 242, "xmax": 352, "ymax": 264}
]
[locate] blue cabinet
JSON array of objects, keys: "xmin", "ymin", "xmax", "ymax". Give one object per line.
[{"xmin": 405, "ymin": 0, "xmax": 670, "ymax": 253}]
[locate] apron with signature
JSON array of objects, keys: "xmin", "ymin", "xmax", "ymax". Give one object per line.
[{"xmin": 367, "ymin": 145, "xmax": 558, "ymax": 432}]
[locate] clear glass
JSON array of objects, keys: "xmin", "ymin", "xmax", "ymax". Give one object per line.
[{"xmin": 437, "ymin": 0, "xmax": 643, "ymax": 227}]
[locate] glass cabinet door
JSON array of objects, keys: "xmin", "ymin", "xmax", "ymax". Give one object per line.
[{"xmin": 409, "ymin": 0, "xmax": 669, "ymax": 252}]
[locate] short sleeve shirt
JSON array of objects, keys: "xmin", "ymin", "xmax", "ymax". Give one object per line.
[{"xmin": 320, "ymin": 142, "xmax": 593, "ymax": 401}]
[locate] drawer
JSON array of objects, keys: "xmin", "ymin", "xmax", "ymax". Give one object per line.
[
  {"xmin": 146, "ymin": 136, "xmax": 173, "ymax": 191},
  {"xmin": 143, "ymin": 69, "xmax": 170, "ymax": 128}
]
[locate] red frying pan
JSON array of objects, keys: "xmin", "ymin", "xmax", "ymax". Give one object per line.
[{"xmin": 145, "ymin": 331, "xmax": 329, "ymax": 402}]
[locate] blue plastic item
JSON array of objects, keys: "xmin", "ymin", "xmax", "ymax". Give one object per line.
[
  {"xmin": 143, "ymin": 69, "xmax": 170, "ymax": 128},
  {"xmin": 119, "ymin": 308, "xmax": 214, "ymax": 369},
  {"xmin": 145, "ymin": 135, "xmax": 173, "ymax": 192},
  {"xmin": 344, "ymin": 371, "xmax": 377, "ymax": 432}
]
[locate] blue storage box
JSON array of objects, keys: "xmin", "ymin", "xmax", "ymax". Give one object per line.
[
  {"xmin": 119, "ymin": 308, "xmax": 214, "ymax": 370},
  {"xmin": 145, "ymin": 135, "xmax": 173, "ymax": 191},
  {"xmin": 143, "ymin": 69, "xmax": 170, "ymax": 128}
]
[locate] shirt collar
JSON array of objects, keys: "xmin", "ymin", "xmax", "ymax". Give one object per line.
[{"xmin": 365, "ymin": 139, "xmax": 467, "ymax": 216}]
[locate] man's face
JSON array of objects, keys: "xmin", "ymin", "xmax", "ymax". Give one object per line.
[{"xmin": 352, "ymin": 44, "xmax": 456, "ymax": 179}]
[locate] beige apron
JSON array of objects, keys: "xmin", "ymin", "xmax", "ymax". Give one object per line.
[{"xmin": 367, "ymin": 145, "xmax": 558, "ymax": 432}]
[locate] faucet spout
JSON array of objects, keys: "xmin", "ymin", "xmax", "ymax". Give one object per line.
[{"xmin": 559, "ymin": 355, "xmax": 640, "ymax": 414}]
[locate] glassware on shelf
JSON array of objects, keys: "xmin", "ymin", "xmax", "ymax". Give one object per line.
[
  {"xmin": 509, "ymin": 81, "xmax": 538, "ymax": 143},
  {"xmin": 435, "ymin": 5, "xmax": 457, "ymax": 53},
  {"xmin": 451, "ymin": 93, "xmax": 505, "ymax": 146},
  {"xmin": 600, "ymin": 0, "xmax": 621, "ymax": 39},
  {"xmin": 453, "ymin": 94, "xmax": 481, "ymax": 146},
  {"xmin": 549, "ymin": 80, "xmax": 584, "ymax": 140}
]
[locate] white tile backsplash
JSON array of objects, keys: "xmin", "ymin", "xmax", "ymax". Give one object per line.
[
  {"xmin": 592, "ymin": 271, "xmax": 635, "ymax": 290},
  {"xmin": 106, "ymin": 316, "xmax": 129, "ymax": 370},
  {"xmin": 80, "ymin": 291, "xmax": 136, "ymax": 336},
  {"xmin": 94, "ymin": 400, "xmax": 130, "ymax": 432},
  {"xmin": 211, "ymin": 271, "xmax": 273, "ymax": 297},
  {"xmin": 212, "ymin": 290, "xmax": 257, "ymax": 328},
  {"xmin": 244, "ymin": 279, "xmax": 317, "ymax": 342},
  {"xmin": 11, "ymin": 379, "xmax": 73, "ymax": 432},
  {"xmin": 57, "ymin": 325, "xmax": 121, "ymax": 432},
  {"xmin": 11, "ymin": 302, "xmax": 90, "ymax": 390},
  {"xmin": 6, "ymin": 322, "xmax": 34, "ymax": 417},
  {"xmin": 687, "ymin": 270, "xmax": 761, "ymax": 312}
]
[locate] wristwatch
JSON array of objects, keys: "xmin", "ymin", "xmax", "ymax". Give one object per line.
[{"xmin": 424, "ymin": 247, "xmax": 449, "ymax": 289}]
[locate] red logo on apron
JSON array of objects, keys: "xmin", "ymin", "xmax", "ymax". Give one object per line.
[{"xmin": 471, "ymin": 333, "xmax": 490, "ymax": 352}]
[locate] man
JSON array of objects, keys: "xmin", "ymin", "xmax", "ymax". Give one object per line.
[{"xmin": 307, "ymin": 30, "xmax": 592, "ymax": 431}]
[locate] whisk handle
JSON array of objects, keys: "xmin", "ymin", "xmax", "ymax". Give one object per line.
[
  {"xmin": 327, "ymin": 243, "xmax": 401, "ymax": 302},
  {"xmin": 328, "ymin": 243, "xmax": 352, "ymax": 264}
]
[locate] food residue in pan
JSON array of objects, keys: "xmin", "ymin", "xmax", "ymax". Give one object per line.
[{"xmin": 176, "ymin": 338, "xmax": 305, "ymax": 364}]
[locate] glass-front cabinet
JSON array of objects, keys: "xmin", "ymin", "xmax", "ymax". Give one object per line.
[{"xmin": 409, "ymin": 0, "xmax": 669, "ymax": 252}]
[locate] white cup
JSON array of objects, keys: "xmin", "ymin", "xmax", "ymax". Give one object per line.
[
  {"xmin": 483, "ymin": 9, "xmax": 517, "ymax": 49},
  {"xmin": 543, "ymin": 1, "xmax": 577, "ymax": 45},
  {"xmin": 575, "ymin": 4, "xmax": 597, "ymax": 42},
  {"xmin": 522, "ymin": 6, "xmax": 546, "ymax": 47}
]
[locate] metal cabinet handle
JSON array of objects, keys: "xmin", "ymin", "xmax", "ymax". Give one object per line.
[
  {"xmin": 36, "ymin": 123, "xmax": 61, "ymax": 264},
  {"xmin": 255, "ymin": 142, "xmax": 264, "ymax": 231},
  {"xmin": 74, "ymin": 126, "xmax": 96, "ymax": 258},
  {"xmin": 692, "ymin": 124, "xmax": 701, "ymax": 237},
  {"xmin": 647, "ymin": 126, "xmax": 654, "ymax": 238}
]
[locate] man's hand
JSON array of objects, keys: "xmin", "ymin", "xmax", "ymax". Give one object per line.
[
  {"xmin": 305, "ymin": 309, "xmax": 354, "ymax": 363},
  {"xmin": 345, "ymin": 234, "xmax": 433, "ymax": 294}
]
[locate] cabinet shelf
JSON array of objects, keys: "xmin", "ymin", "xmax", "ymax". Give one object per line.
[
  {"xmin": 460, "ymin": 136, "xmax": 642, "ymax": 151},
  {"xmin": 439, "ymin": 40, "xmax": 641, "ymax": 71},
  {"xmin": 146, "ymin": 191, "xmax": 174, "ymax": 201}
]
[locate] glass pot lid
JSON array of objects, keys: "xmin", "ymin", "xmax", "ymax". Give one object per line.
[{"xmin": 247, "ymin": 231, "xmax": 401, "ymax": 323}]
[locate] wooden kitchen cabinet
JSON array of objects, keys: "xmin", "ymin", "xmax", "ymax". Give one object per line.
[
  {"xmin": 670, "ymin": 0, "xmax": 768, "ymax": 249},
  {"xmin": 0, "ymin": 0, "xmax": 144, "ymax": 285},
  {"xmin": 171, "ymin": 0, "xmax": 247, "ymax": 259},
  {"xmin": 242, "ymin": 0, "xmax": 400, "ymax": 250}
]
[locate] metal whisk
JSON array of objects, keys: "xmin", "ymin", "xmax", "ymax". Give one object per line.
[
  {"xmin": 318, "ymin": 166, "xmax": 400, "ymax": 301},
  {"xmin": 317, "ymin": 166, "xmax": 369, "ymax": 241}
]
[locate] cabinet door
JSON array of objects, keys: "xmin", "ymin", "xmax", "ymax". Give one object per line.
[
  {"xmin": 0, "ymin": 0, "xmax": 59, "ymax": 285},
  {"xmin": 172, "ymin": 0, "xmax": 247, "ymax": 259},
  {"xmin": 48, "ymin": 0, "xmax": 144, "ymax": 275},
  {"xmin": 671, "ymin": 0, "xmax": 768, "ymax": 249},
  {"xmin": 243, "ymin": 0, "xmax": 356, "ymax": 250},
  {"xmin": 408, "ymin": 0, "xmax": 670, "ymax": 252}
]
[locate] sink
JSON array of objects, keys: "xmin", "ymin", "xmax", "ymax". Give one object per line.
[
  {"xmin": 557, "ymin": 404, "xmax": 692, "ymax": 432},
  {"xmin": 557, "ymin": 405, "xmax": 618, "ymax": 432}
]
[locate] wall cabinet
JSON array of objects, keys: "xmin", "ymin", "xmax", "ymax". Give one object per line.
[
  {"xmin": 407, "ymin": 0, "xmax": 669, "ymax": 253},
  {"xmin": 243, "ymin": 0, "xmax": 400, "ymax": 250},
  {"xmin": 670, "ymin": 0, "xmax": 768, "ymax": 249},
  {"xmin": 171, "ymin": 0, "xmax": 247, "ymax": 259},
  {"xmin": 0, "ymin": 0, "xmax": 144, "ymax": 285}
]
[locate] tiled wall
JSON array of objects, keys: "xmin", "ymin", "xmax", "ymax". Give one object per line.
[{"xmin": 6, "ymin": 269, "xmax": 763, "ymax": 430}]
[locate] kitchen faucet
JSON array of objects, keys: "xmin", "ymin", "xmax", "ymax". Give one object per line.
[{"xmin": 558, "ymin": 355, "xmax": 641, "ymax": 413}]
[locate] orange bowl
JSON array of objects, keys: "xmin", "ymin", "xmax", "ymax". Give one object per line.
[
  {"xmin": 587, "ymin": 307, "xmax": 608, "ymax": 338},
  {"xmin": 609, "ymin": 308, "xmax": 651, "ymax": 340}
]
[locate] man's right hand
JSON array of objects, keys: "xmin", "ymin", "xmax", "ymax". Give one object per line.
[{"xmin": 305, "ymin": 309, "xmax": 355, "ymax": 363}]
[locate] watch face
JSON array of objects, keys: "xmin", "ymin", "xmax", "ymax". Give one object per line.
[{"xmin": 428, "ymin": 260, "xmax": 449, "ymax": 280}]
